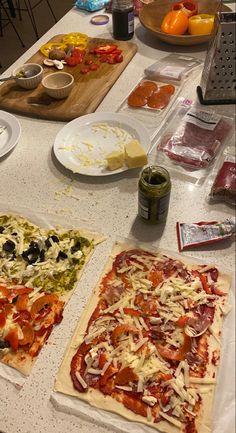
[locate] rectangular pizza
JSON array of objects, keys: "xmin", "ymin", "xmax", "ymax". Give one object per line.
[
  {"xmin": 54, "ymin": 241, "xmax": 232, "ymax": 433},
  {"xmin": 0, "ymin": 213, "xmax": 105, "ymax": 376}
]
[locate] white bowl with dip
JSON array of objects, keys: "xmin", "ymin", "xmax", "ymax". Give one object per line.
[
  {"xmin": 42, "ymin": 72, "xmax": 74, "ymax": 99},
  {"xmin": 13, "ymin": 63, "xmax": 43, "ymax": 89}
]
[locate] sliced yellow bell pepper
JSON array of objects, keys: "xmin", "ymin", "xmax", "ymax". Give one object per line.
[
  {"xmin": 188, "ymin": 14, "xmax": 214, "ymax": 35},
  {"xmin": 62, "ymin": 32, "xmax": 88, "ymax": 50},
  {"xmin": 40, "ymin": 42, "xmax": 67, "ymax": 58}
]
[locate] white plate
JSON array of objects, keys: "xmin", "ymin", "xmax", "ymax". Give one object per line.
[
  {"xmin": 0, "ymin": 110, "xmax": 21, "ymax": 158},
  {"xmin": 53, "ymin": 112, "xmax": 151, "ymax": 176}
]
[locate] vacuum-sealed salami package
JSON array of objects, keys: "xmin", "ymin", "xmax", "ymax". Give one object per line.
[
  {"xmin": 144, "ymin": 53, "xmax": 202, "ymax": 83},
  {"xmin": 149, "ymin": 98, "xmax": 234, "ymax": 183},
  {"xmin": 209, "ymin": 147, "xmax": 236, "ymax": 206}
]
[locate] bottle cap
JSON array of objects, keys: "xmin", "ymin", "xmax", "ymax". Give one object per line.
[{"xmin": 90, "ymin": 15, "xmax": 109, "ymax": 25}]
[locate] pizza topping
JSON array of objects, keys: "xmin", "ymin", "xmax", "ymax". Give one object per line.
[
  {"xmin": 0, "ymin": 214, "xmax": 93, "ymax": 295},
  {"xmin": 68, "ymin": 247, "xmax": 229, "ymax": 431}
]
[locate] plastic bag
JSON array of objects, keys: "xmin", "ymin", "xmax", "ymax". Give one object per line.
[
  {"xmin": 155, "ymin": 100, "xmax": 233, "ymax": 169},
  {"xmin": 209, "ymin": 147, "xmax": 236, "ymax": 206},
  {"xmin": 75, "ymin": 0, "xmax": 110, "ymax": 12},
  {"xmin": 144, "ymin": 54, "xmax": 202, "ymax": 83}
]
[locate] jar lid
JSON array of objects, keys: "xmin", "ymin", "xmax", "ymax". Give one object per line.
[{"xmin": 90, "ymin": 15, "xmax": 109, "ymax": 25}]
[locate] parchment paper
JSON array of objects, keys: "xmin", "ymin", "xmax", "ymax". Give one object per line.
[{"xmin": 0, "ymin": 203, "xmax": 106, "ymax": 387}]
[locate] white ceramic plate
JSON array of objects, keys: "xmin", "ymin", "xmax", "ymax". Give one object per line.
[
  {"xmin": 53, "ymin": 112, "xmax": 151, "ymax": 176},
  {"xmin": 0, "ymin": 110, "xmax": 21, "ymax": 158}
]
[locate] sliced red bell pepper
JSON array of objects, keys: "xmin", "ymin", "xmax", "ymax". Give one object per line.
[
  {"xmin": 156, "ymin": 334, "xmax": 192, "ymax": 361},
  {"xmin": 19, "ymin": 322, "xmax": 35, "ymax": 346},
  {"xmin": 176, "ymin": 315, "xmax": 189, "ymax": 328},
  {"xmin": 123, "ymin": 307, "xmax": 141, "ymax": 317},
  {"xmin": 111, "ymin": 324, "xmax": 139, "ymax": 347},
  {"xmin": 193, "ymin": 271, "xmax": 212, "ymax": 294},
  {"xmin": 0, "ymin": 310, "xmax": 6, "ymax": 328},
  {"xmin": 30, "ymin": 294, "xmax": 58, "ymax": 320},
  {"xmin": 94, "ymin": 44, "xmax": 118, "ymax": 55},
  {"xmin": 114, "ymin": 366, "xmax": 138, "ymax": 385},
  {"xmin": 66, "ymin": 56, "xmax": 82, "ymax": 66}
]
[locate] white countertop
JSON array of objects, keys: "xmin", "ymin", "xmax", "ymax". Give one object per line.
[{"xmin": 0, "ymin": 6, "xmax": 235, "ymax": 433}]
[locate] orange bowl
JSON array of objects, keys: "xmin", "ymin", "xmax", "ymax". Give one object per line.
[{"xmin": 139, "ymin": 0, "xmax": 231, "ymax": 46}]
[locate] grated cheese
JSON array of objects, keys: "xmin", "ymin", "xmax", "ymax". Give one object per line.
[
  {"xmin": 159, "ymin": 411, "xmax": 182, "ymax": 428},
  {"xmin": 75, "ymin": 371, "xmax": 88, "ymax": 389}
]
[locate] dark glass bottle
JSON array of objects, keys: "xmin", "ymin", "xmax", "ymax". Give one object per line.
[{"xmin": 112, "ymin": 0, "xmax": 134, "ymax": 41}]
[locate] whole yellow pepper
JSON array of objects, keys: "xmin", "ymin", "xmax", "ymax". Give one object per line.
[{"xmin": 188, "ymin": 14, "xmax": 214, "ymax": 35}]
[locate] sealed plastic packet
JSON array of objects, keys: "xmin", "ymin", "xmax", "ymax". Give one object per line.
[
  {"xmin": 75, "ymin": 0, "xmax": 110, "ymax": 12},
  {"xmin": 176, "ymin": 219, "xmax": 235, "ymax": 251},
  {"xmin": 117, "ymin": 78, "xmax": 182, "ymax": 131},
  {"xmin": 144, "ymin": 53, "xmax": 202, "ymax": 83},
  {"xmin": 153, "ymin": 99, "xmax": 233, "ymax": 170},
  {"xmin": 209, "ymin": 147, "xmax": 236, "ymax": 206}
]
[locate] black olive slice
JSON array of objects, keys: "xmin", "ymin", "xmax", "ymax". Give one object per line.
[
  {"xmin": 45, "ymin": 235, "xmax": 59, "ymax": 248},
  {"xmin": 22, "ymin": 241, "xmax": 41, "ymax": 264},
  {"xmin": 0, "ymin": 339, "xmax": 10, "ymax": 349},
  {"xmin": 71, "ymin": 240, "xmax": 81, "ymax": 254},
  {"xmin": 56, "ymin": 251, "xmax": 67, "ymax": 262},
  {"xmin": 3, "ymin": 240, "xmax": 16, "ymax": 253}
]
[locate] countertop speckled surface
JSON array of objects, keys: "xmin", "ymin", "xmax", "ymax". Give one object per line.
[{"xmin": 0, "ymin": 5, "xmax": 235, "ymax": 433}]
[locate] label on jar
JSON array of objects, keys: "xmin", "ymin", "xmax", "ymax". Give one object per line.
[
  {"xmin": 128, "ymin": 11, "xmax": 134, "ymax": 34},
  {"xmin": 138, "ymin": 190, "xmax": 170, "ymax": 223}
]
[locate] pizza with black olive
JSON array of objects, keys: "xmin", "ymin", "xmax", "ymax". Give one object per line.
[
  {"xmin": 55, "ymin": 241, "xmax": 231, "ymax": 433},
  {"xmin": 0, "ymin": 213, "xmax": 105, "ymax": 375}
]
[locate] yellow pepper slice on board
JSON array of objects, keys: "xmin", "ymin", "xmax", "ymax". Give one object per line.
[
  {"xmin": 188, "ymin": 14, "xmax": 214, "ymax": 35},
  {"xmin": 62, "ymin": 32, "xmax": 89, "ymax": 49},
  {"xmin": 40, "ymin": 42, "xmax": 67, "ymax": 57}
]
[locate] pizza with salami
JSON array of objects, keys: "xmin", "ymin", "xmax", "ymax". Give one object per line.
[
  {"xmin": 0, "ymin": 213, "xmax": 105, "ymax": 375},
  {"xmin": 55, "ymin": 241, "xmax": 231, "ymax": 433}
]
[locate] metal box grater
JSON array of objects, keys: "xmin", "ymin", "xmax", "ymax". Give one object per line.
[{"xmin": 197, "ymin": 11, "xmax": 236, "ymax": 105}]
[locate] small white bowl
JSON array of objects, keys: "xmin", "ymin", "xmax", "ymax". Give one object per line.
[
  {"xmin": 42, "ymin": 72, "xmax": 74, "ymax": 99},
  {"xmin": 13, "ymin": 63, "xmax": 43, "ymax": 89}
]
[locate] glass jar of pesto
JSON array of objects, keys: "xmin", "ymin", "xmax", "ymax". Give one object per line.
[{"xmin": 138, "ymin": 166, "xmax": 171, "ymax": 223}]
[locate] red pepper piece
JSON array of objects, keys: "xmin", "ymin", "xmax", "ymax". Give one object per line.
[
  {"xmin": 157, "ymin": 334, "xmax": 192, "ymax": 361},
  {"xmin": 84, "ymin": 59, "xmax": 93, "ymax": 65},
  {"xmin": 114, "ymin": 366, "xmax": 138, "ymax": 385},
  {"xmin": 94, "ymin": 44, "xmax": 118, "ymax": 54},
  {"xmin": 123, "ymin": 307, "xmax": 141, "ymax": 317},
  {"xmin": 176, "ymin": 315, "xmax": 189, "ymax": 327},
  {"xmin": 5, "ymin": 327, "xmax": 19, "ymax": 351},
  {"xmin": 65, "ymin": 56, "xmax": 80, "ymax": 66},
  {"xmin": 80, "ymin": 67, "xmax": 90, "ymax": 74},
  {"xmin": 0, "ymin": 310, "xmax": 6, "ymax": 328},
  {"xmin": 89, "ymin": 63, "xmax": 100, "ymax": 71}
]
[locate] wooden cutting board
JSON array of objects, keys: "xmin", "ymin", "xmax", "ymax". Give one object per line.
[{"xmin": 0, "ymin": 35, "xmax": 137, "ymax": 121}]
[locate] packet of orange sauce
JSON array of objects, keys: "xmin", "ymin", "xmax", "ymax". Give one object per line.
[{"xmin": 176, "ymin": 219, "xmax": 235, "ymax": 251}]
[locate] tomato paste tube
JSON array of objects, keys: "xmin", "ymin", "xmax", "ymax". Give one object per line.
[{"xmin": 176, "ymin": 219, "xmax": 235, "ymax": 251}]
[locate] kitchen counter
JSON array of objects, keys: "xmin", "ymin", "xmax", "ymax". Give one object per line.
[{"xmin": 0, "ymin": 5, "xmax": 235, "ymax": 433}]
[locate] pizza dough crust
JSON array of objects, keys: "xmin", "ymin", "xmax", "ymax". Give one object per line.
[{"xmin": 54, "ymin": 241, "xmax": 232, "ymax": 433}]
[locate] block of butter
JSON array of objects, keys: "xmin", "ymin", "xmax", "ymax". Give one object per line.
[
  {"xmin": 106, "ymin": 150, "xmax": 125, "ymax": 171},
  {"xmin": 124, "ymin": 139, "xmax": 148, "ymax": 169}
]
